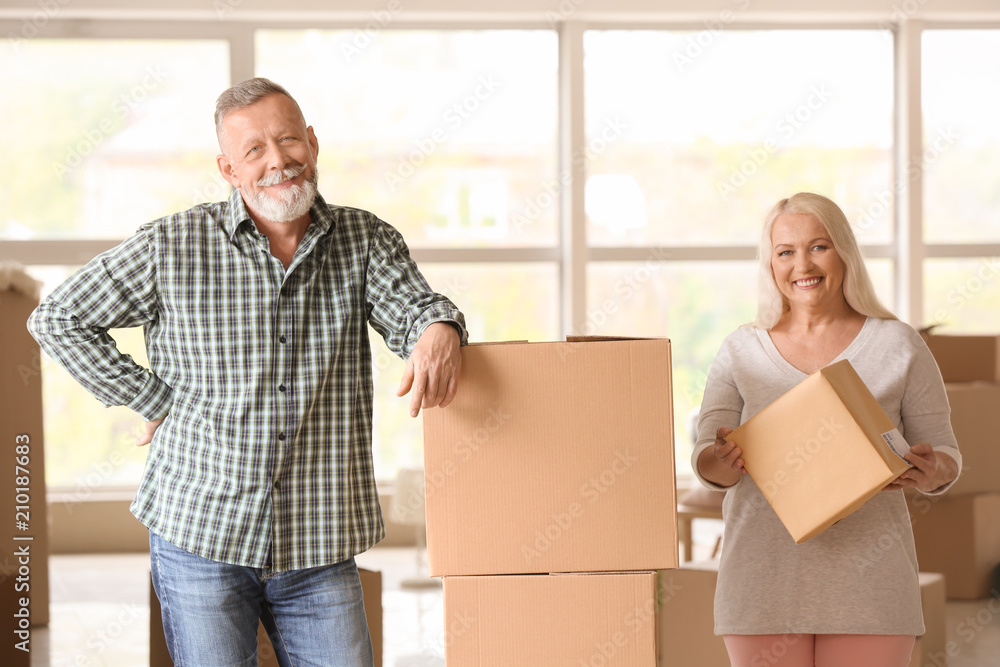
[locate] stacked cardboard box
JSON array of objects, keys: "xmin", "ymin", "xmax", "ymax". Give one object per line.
[
  {"xmin": 423, "ymin": 338, "xmax": 678, "ymax": 666},
  {"xmin": 1, "ymin": 278, "xmax": 51, "ymax": 667},
  {"xmin": 911, "ymin": 333, "xmax": 1000, "ymax": 599}
]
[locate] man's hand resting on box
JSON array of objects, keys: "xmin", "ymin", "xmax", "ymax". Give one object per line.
[
  {"xmin": 882, "ymin": 443, "xmax": 959, "ymax": 493},
  {"xmin": 397, "ymin": 322, "xmax": 462, "ymax": 418}
]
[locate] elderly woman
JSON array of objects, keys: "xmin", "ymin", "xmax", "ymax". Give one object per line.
[{"xmin": 693, "ymin": 192, "xmax": 961, "ymax": 667}]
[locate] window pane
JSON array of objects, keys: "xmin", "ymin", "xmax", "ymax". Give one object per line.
[
  {"xmin": 866, "ymin": 258, "xmax": 895, "ymax": 316},
  {"xmin": 923, "ymin": 30, "xmax": 1000, "ymax": 243},
  {"xmin": 924, "ymin": 258, "xmax": 1000, "ymax": 332},
  {"xmin": 30, "ymin": 267, "xmax": 150, "ymax": 490},
  {"xmin": 0, "ymin": 40, "xmax": 229, "ymax": 240},
  {"xmin": 584, "ymin": 30, "xmax": 893, "ymax": 247},
  {"xmin": 369, "ymin": 263, "xmax": 559, "ymax": 479},
  {"xmin": 257, "ymin": 30, "xmax": 558, "ymax": 248},
  {"xmin": 586, "ymin": 261, "xmax": 758, "ymax": 475}
]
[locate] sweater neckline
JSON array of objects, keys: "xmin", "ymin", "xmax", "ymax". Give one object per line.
[{"xmin": 756, "ymin": 316, "xmax": 876, "ymax": 378}]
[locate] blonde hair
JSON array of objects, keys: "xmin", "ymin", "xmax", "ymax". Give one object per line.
[{"xmin": 753, "ymin": 192, "xmax": 897, "ymax": 329}]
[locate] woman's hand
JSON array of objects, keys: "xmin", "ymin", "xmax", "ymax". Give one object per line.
[
  {"xmin": 696, "ymin": 426, "xmax": 746, "ymax": 488},
  {"xmin": 883, "ymin": 443, "xmax": 959, "ymax": 493},
  {"xmin": 713, "ymin": 426, "xmax": 746, "ymax": 474}
]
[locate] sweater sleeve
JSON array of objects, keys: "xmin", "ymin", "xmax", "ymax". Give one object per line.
[
  {"xmin": 899, "ymin": 328, "xmax": 962, "ymax": 495},
  {"xmin": 692, "ymin": 331, "xmax": 746, "ymax": 491}
]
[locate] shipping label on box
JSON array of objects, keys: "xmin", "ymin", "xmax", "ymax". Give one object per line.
[
  {"xmin": 726, "ymin": 359, "xmax": 911, "ymax": 544},
  {"xmin": 444, "ymin": 572, "xmax": 658, "ymax": 666},
  {"xmin": 423, "ymin": 339, "xmax": 677, "ymax": 576}
]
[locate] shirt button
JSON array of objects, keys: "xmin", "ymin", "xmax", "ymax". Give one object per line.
[
  {"xmin": 279, "ymin": 336, "xmax": 287, "ymax": 344},
  {"xmin": 277, "ymin": 433, "xmax": 286, "ymax": 442},
  {"xmin": 278, "ymin": 384, "xmax": 286, "ymax": 392}
]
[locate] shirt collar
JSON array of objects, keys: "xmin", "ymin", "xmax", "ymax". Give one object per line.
[{"xmin": 223, "ymin": 187, "xmax": 335, "ymax": 240}]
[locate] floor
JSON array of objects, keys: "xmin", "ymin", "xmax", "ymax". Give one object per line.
[{"xmin": 23, "ymin": 523, "xmax": 1000, "ymax": 666}]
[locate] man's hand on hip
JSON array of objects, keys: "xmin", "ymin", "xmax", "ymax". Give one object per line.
[
  {"xmin": 397, "ymin": 322, "xmax": 462, "ymax": 418},
  {"xmin": 136, "ymin": 416, "xmax": 165, "ymax": 446}
]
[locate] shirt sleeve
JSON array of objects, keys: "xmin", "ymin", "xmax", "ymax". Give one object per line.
[
  {"xmin": 691, "ymin": 334, "xmax": 745, "ymax": 491},
  {"xmin": 364, "ymin": 218, "xmax": 468, "ymax": 357},
  {"xmin": 26, "ymin": 223, "xmax": 173, "ymax": 421},
  {"xmin": 900, "ymin": 330, "xmax": 962, "ymax": 495}
]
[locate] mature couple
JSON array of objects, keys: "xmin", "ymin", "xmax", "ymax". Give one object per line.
[{"xmin": 30, "ymin": 78, "xmax": 958, "ymax": 667}]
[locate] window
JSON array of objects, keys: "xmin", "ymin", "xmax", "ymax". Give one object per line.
[
  {"xmin": 2, "ymin": 38, "xmax": 229, "ymax": 489},
  {"xmin": 2, "ymin": 18, "xmax": 995, "ymax": 489},
  {"xmin": 583, "ymin": 29, "xmax": 895, "ymax": 470},
  {"xmin": 257, "ymin": 29, "xmax": 560, "ymax": 479}
]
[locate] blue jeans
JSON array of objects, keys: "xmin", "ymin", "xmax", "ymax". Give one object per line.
[{"xmin": 150, "ymin": 531, "xmax": 374, "ymax": 667}]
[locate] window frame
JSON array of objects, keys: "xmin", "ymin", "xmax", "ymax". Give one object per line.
[{"xmin": 4, "ymin": 15, "xmax": 1000, "ymax": 495}]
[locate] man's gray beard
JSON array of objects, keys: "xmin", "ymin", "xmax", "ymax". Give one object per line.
[{"xmin": 250, "ymin": 169, "xmax": 319, "ymax": 224}]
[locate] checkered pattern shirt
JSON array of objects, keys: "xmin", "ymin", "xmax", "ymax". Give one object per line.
[{"xmin": 28, "ymin": 189, "xmax": 467, "ymax": 571}]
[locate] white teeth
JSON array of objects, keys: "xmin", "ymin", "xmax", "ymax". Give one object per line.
[{"xmin": 796, "ymin": 277, "xmax": 821, "ymax": 287}]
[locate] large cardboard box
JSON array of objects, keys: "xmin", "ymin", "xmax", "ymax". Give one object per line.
[
  {"xmin": 151, "ymin": 567, "xmax": 383, "ymax": 666},
  {"xmin": 726, "ymin": 359, "xmax": 911, "ymax": 543},
  {"xmin": 943, "ymin": 382, "xmax": 1000, "ymax": 495},
  {"xmin": 424, "ymin": 339, "xmax": 677, "ymax": 576},
  {"xmin": 922, "ymin": 333, "xmax": 1000, "ymax": 382},
  {"xmin": 0, "ymin": 286, "xmax": 50, "ymax": 632},
  {"xmin": 444, "ymin": 571, "xmax": 657, "ymax": 666},
  {"xmin": 907, "ymin": 492, "xmax": 1000, "ymax": 599}
]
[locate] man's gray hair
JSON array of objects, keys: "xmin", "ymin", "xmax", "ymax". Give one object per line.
[{"xmin": 214, "ymin": 77, "xmax": 305, "ymax": 151}]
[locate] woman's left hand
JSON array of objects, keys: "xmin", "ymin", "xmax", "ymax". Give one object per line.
[{"xmin": 883, "ymin": 442, "xmax": 959, "ymax": 493}]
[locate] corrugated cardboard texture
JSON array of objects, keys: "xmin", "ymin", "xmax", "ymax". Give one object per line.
[
  {"xmin": 944, "ymin": 382, "xmax": 1000, "ymax": 495},
  {"xmin": 922, "ymin": 334, "xmax": 1000, "ymax": 383},
  {"xmin": 444, "ymin": 572, "xmax": 657, "ymax": 666},
  {"xmin": 727, "ymin": 359, "xmax": 910, "ymax": 543},
  {"xmin": 0, "ymin": 290, "xmax": 50, "ymax": 629},
  {"xmin": 423, "ymin": 339, "xmax": 676, "ymax": 576},
  {"xmin": 907, "ymin": 492, "xmax": 1000, "ymax": 599}
]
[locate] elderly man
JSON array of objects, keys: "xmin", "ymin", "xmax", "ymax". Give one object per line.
[{"xmin": 28, "ymin": 78, "xmax": 467, "ymax": 666}]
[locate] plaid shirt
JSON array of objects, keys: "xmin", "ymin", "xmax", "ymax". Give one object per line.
[{"xmin": 28, "ymin": 189, "xmax": 467, "ymax": 571}]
